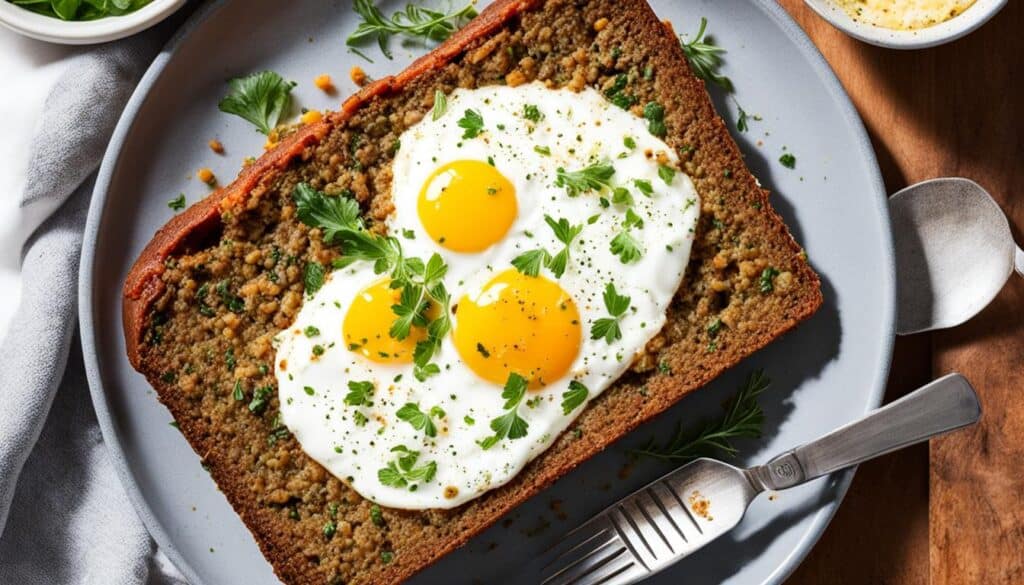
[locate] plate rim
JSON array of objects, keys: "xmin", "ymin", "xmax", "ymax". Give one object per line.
[{"xmin": 78, "ymin": 1, "xmax": 895, "ymax": 584}]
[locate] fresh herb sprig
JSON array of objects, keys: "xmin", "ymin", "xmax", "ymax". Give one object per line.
[
  {"xmin": 590, "ymin": 283, "xmax": 631, "ymax": 343},
  {"xmin": 511, "ymin": 215, "xmax": 583, "ymax": 278},
  {"xmin": 478, "ymin": 373, "xmax": 530, "ymax": 450},
  {"xmin": 680, "ymin": 17, "xmax": 733, "ymax": 93},
  {"xmin": 292, "ymin": 183, "xmax": 451, "ymax": 378},
  {"xmin": 378, "ymin": 445, "xmax": 437, "ymax": 489},
  {"xmin": 218, "ymin": 71, "xmax": 296, "ymax": 135},
  {"xmin": 633, "ymin": 370, "xmax": 770, "ymax": 461},
  {"xmin": 348, "ymin": 0, "xmax": 478, "ymax": 60}
]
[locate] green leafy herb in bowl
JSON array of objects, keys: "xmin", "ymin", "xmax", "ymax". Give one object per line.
[{"xmin": 8, "ymin": 0, "xmax": 152, "ymax": 21}]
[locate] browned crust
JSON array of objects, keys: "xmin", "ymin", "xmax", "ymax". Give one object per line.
[
  {"xmin": 123, "ymin": 0, "xmax": 538, "ymax": 369},
  {"xmin": 123, "ymin": 1, "xmax": 822, "ymax": 583}
]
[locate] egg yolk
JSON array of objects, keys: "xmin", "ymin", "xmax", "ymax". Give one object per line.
[
  {"xmin": 453, "ymin": 269, "xmax": 581, "ymax": 388},
  {"xmin": 343, "ymin": 278, "xmax": 431, "ymax": 364},
  {"xmin": 417, "ymin": 160, "xmax": 517, "ymax": 252}
]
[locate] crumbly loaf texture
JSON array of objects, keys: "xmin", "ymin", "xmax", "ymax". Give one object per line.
[{"xmin": 123, "ymin": 0, "xmax": 822, "ymax": 582}]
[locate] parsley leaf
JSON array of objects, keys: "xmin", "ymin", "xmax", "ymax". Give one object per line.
[
  {"xmin": 590, "ymin": 283, "xmax": 631, "ymax": 343},
  {"xmin": 168, "ymin": 193, "xmax": 185, "ymax": 211},
  {"xmin": 633, "ymin": 179, "xmax": 654, "ymax": 197},
  {"xmin": 218, "ymin": 71, "xmax": 296, "ymax": 135},
  {"xmin": 658, "ymin": 164, "xmax": 676, "ymax": 185},
  {"xmin": 304, "ymin": 261, "xmax": 326, "ymax": 295},
  {"xmin": 377, "ymin": 445, "xmax": 437, "ymax": 489},
  {"xmin": 457, "ymin": 109, "xmax": 484, "ymax": 139},
  {"xmin": 561, "ymin": 380, "xmax": 589, "ymax": 414},
  {"xmin": 345, "ymin": 380, "xmax": 375, "ymax": 406},
  {"xmin": 555, "ymin": 162, "xmax": 616, "ymax": 197},
  {"xmin": 432, "ymin": 89, "xmax": 448, "ymax": 120},
  {"xmin": 478, "ymin": 373, "xmax": 530, "ymax": 449},
  {"xmin": 736, "ymin": 104, "xmax": 749, "ymax": 132},
  {"xmin": 610, "ymin": 230, "xmax": 644, "ymax": 264},
  {"xmin": 293, "ymin": 183, "xmax": 363, "ymax": 243},
  {"xmin": 523, "ymin": 104, "xmax": 543, "ymax": 122},
  {"xmin": 396, "ymin": 402, "xmax": 442, "ymax": 438},
  {"xmin": 612, "ymin": 187, "xmax": 633, "ymax": 206},
  {"xmin": 511, "ymin": 248, "xmax": 550, "ymax": 277}
]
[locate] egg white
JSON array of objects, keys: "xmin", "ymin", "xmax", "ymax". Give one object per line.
[{"xmin": 276, "ymin": 83, "xmax": 701, "ymax": 509}]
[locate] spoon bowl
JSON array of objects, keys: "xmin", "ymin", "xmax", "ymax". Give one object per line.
[{"xmin": 890, "ymin": 177, "xmax": 1021, "ymax": 335}]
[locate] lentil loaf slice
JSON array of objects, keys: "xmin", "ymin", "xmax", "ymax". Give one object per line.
[{"xmin": 122, "ymin": 0, "xmax": 823, "ymax": 582}]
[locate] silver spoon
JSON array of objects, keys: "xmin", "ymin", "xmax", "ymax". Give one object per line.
[{"xmin": 890, "ymin": 177, "xmax": 1023, "ymax": 335}]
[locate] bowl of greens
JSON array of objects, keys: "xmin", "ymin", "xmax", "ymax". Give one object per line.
[{"xmin": 0, "ymin": 0, "xmax": 185, "ymax": 44}]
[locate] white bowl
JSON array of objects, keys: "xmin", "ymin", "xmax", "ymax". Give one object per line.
[
  {"xmin": 803, "ymin": 0, "xmax": 1008, "ymax": 49},
  {"xmin": 0, "ymin": 0, "xmax": 186, "ymax": 45}
]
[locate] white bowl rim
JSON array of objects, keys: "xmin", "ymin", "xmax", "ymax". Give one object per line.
[
  {"xmin": 0, "ymin": 0, "xmax": 186, "ymax": 45},
  {"xmin": 803, "ymin": 0, "xmax": 1009, "ymax": 49}
]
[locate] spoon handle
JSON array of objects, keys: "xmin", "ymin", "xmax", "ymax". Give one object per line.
[{"xmin": 1015, "ymin": 244, "xmax": 1023, "ymax": 278}]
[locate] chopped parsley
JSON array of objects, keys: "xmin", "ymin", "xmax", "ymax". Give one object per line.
[
  {"xmin": 610, "ymin": 228, "xmax": 643, "ymax": 263},
  {"xmin": 510, "ymin": 215, "xmax": 583, "ymax": 278},
  {"xmin": 554, "ymin": 162, "xmax": 615, "ymax": 197},
  {"xmin": 217, "ymin": 71, "xmax": 296, "ymax": 135},
  {"xmin": 523, "ymin": 104, "xmax": 543, "ymax": 122},
  {"xmin": 658, "ymin": 164, "xmax": 676, "ymax": 185},
  {"xmin": 457, "ymin": 109, "xmax": 484, "ymax": 139},
  {"xmin": 396, "ymin": 402, "xmax": 445, "ymax": 438},
  {"xmin": 370, "ymin": 504, "xmax": 384, "ymax": 526},
  {"xmin": 167, "ymin": 193, "xmax": 186, "ymax": 211},
  {"xmin": 248, "ymin": 386, "xmax": 273, "ymax": 414},
  {"xmin": 344, "ymin": 380, "xmax": 375, "ymax": 406},
  {"xmin": 561, "ymin": 380, "xmax": 589, "ymax": 415},
  {"xmin": 533, "ymin": 145, "xmax": 551, "ymax": 156},
  {"xmin": 293, "ymin": 183, "xmax": 361, "ymax": 244},
  {"xmin": 304, "ymin": 325, "xmax": 320, "ymax": 337},
  {"xmin": 378, "ymin": 445, "xmax": 437, "ymax": 489},
  {"xmin": 779, "ymin": 153, "xmax": 796, "ymax": 169},
  {"xmin": 478, "ymin": 373, "xmax": 530, "ymax": 450},
  {"xmin": 759, "ymin": 267, "xmax": 780, "ymax": 293},
  {"xmin": 590, "ymin": 283, "xmax": 631, "ymax": 343},
  {"xmin": 642, "ymin": 102, "xmax": 667, "ymax": 137}
]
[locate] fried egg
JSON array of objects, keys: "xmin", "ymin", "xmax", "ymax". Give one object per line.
[{"xmin": 275, "ymin": 82, "xmax": 700, "ymax": 509}]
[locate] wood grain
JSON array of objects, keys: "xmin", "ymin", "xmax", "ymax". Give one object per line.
[{"xmin": 775, "ymin": 1, "xmax": 1023, "ymax": 583}]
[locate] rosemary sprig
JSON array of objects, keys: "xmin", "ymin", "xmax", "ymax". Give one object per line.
[
  {"xmin": 347, "ymin": 0, "xmax": 478, "ymax": 59},
  {"xmin": 680, "ymin": 17, "xmax": 733, "ymax": 93},
  {"xmin": 633, "ymin": 369, "xmax": 770, "ymax": 461}
]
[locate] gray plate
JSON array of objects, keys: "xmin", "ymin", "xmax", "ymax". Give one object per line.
[{"xmin": 80, "ymin": 0, "xmax": 894, "ymax": 583}]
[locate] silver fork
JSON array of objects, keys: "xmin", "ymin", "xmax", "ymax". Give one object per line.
[{"xmin": 540, "ymin": 373, "xmax": 981, "ymax": 585}]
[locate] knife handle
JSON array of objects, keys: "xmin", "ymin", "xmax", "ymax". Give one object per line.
[{"xmin": 751, "ymin": 373, "xmax": 981, "ymax": 491}]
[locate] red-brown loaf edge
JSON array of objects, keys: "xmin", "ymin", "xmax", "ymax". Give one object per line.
[{"xmin": 123, "ymin": 0, "xmax": 538, "ymax": 367}]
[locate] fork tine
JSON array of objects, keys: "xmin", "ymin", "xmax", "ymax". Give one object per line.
[
  {"xmin": 574, "ymin": 549, "xmax": 646, "ymax": 585},
  {"xmin": 543, "ymin": 539, "xmax": 628, "ymax": 585}
]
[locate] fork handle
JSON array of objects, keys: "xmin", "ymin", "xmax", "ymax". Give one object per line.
[{"xmin": 751, "ymin": 373, "xmax": 980, "ymax": 491}]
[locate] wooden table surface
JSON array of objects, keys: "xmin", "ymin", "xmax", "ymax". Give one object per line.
[{"xmin": 773, "ymin": 2, "xmax": 1024, "ymax": 583}]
